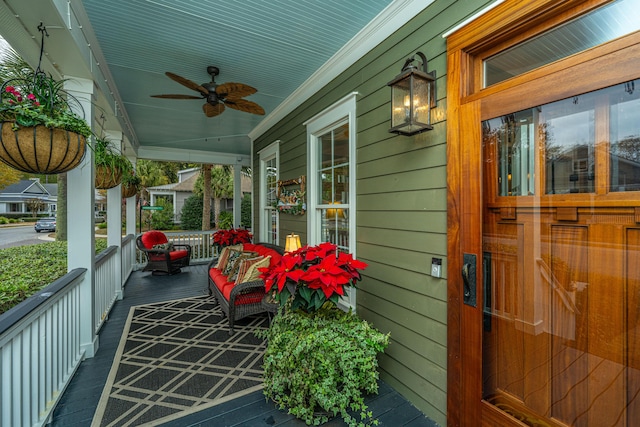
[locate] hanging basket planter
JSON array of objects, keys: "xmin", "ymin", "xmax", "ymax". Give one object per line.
[
  {"xmin": 0, "ymin": 122, "xmax": 87, "ymax": 174},
  {"xmin": 121, "ymin": 183, "xmax": 138, "ymax": 198},
  {"xmin": 95, "ymin": 165, "xmax": 123, "ymax": 189}
]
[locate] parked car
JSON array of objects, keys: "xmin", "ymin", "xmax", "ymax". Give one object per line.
[{"xmin": 34, "ymin": 217, "xmax": 56, "ymax": 233}]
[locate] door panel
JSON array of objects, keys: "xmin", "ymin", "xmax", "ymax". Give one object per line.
[{"xmin": 481, "ymin": 79, "xmax": 640, "ymax": 425}]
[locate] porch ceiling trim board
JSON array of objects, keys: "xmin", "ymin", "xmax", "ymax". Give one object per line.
[
  {"xmin": 248, "ymin": 0, "xmax": 435, "ymax": 141},
  {"xmin": 137, "ymin": 146, "xmax": 250, "ymax": 167}
]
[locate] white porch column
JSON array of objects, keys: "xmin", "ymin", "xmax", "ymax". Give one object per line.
[
  {"xmin": 65, "ymin": 77, "xmax": 98, "ymax": 358},
  {"xmin": 233, "ymin": 162, "xmax": 242, "ymax": 228},
  {"xmin": 105, "ymin": 130, "xmax": 124, "ymax": 298},
  {"xmin": 126, "ymin": 156, "xmax": 137, "ymax": 237}
]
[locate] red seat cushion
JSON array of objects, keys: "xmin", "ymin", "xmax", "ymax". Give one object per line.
[
  {"xmin": 141, "ymin": 230, "xmax": 168, "ymax": 249},
  {"xmin": 243, "ymin": 244, "xmax": 282, "ymax": 267},
  {"xmin": 169, "ymin": 250, "xmax": 189, "ymax": 261}
]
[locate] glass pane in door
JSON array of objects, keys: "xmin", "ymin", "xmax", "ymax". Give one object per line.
[{"xmin": 482, "ymin": 80, "xmax": 640, "ymax": 426}]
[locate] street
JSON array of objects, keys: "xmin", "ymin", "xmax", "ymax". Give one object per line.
[{"xmin": 0, "ymin": 224, "xmax": 51, "ymax": 249}]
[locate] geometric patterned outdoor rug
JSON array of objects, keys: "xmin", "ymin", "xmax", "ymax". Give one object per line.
[{"xmin": 91, "ymin": 296, "xmax": 268, "ymax": 427}]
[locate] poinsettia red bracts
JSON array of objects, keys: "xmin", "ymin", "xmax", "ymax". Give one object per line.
[
  {"xmin": 212, "ymin": 228, "xmax": 252, "ymax": 246},
  {"xmin": 259, "ymin": 242, "xmax": 368, "ymax": 310}
]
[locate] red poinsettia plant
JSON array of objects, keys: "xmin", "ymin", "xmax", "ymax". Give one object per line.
[
  {"xmin": 259, "ymin": 242, "xmax": 368, "ymax": 312},
  {"xmin": 212, "ymin": 228, "xmax": 253, "ymax": 247}
]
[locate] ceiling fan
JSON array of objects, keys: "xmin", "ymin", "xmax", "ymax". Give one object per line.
[{"xmin": 151, "ymin": 66, "xmax": 265, "ymax": 117}]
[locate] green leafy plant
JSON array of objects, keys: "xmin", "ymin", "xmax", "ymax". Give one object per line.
[
  {"xmin": 0, "ymin": 73, "xmax": 91, "ymax": 137},
  {"xmin": 149, "ymin": 198, "xmax": 174, "ymax": 230},
  {"xmin": 0, "ymin": 240, "xmax": 108, "ymax": 314},
  {"xmin": 121, "ymin": 167, "xmax": 141, "ymax": 187},
  {"xmin": 93, "ymin": 137, "xmax": 133, "ymax": 188},
  {"xmin": 217, "ymin": 210, "xmax": 233, "ymax": 229},
  {"xmin": 180, "ymin": 195, "xmax": 206, "ymax": 230},
  {"xmin": 256, "ymin": 306, "xmax": 389, "ymax": 427}
]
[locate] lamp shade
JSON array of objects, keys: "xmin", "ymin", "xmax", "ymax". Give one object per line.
[{"xmin": 285, "ymin": 233, "xmax": 302, "ymax": 252}]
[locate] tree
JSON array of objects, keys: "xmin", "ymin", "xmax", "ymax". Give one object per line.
[
  {"xmin": 194, "ymin": 165, "xmax": 233, "ymax": 229},
  {"xmin": 0, "ymin": 164, "xmax": 21, "ymax": 189},
  {"xmin": 25, "ymin": 198, "xmax": 45, "ymax": 217},
  {"xmin": 135, "ymin": 159, "xmax": 171, "ymax": 203},
  {"xmin": 201, "ymin": 164, "xmax": 212, "ymax": 230},
  {"xmin": 57, "ymin": 173, "xmax": 67, "ymax": 241}
]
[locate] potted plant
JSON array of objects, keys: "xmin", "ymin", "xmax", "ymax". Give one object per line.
[
  {"xmin": 93, "ymin": 137, "xmax": 132, "ymax": 189},
  {"xmin": 0, "ymin": 72, "xmax": 92, "ymax": 174},
  {"xmin": 212, "ymin": 228, "xmax": 252, "ymax": 250},
  {"xmin": 121, "ymin": 167, "xmax": 141, "ymax": 198},
  {"xmin": 257, "ymin": 243, "xmax": 389, "ymax": 426}
]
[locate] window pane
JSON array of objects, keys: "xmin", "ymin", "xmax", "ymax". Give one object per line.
[
  {"xmin": 335, "ymin": 165, "xmax": 349, "ymax": 203},
  {"xmin": 484, "ymin": 0, "xmax": 640, "ymax": 86},
  {"xmin": 320, "ymin": 208, "xmax": 349, "ymax": 250},
  {"xmin": 334, "ymin": 123, "xmax": 349, "ymax": 165},
  {"xmin": 610, "ymin": 80, "xmax": 640, "ymax": 192},
  {"xmin": 543, "ymin": 97, "xmax": 595, "ymax": 194},
  {"xmin": 321, "ymin": 132, "xmax": 333, "ymax": 169},
  {"xmin": 485, "ymin": 111, "xmax": 536, "ymax": 196}
]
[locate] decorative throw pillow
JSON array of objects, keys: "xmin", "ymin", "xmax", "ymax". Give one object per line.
[
  {"xmin": 229, "ymin": 254, "xmax": 263, "ymax": 282},
  {"xmin": 152, "ymin": 242, "xmax": 173, "ymax": 251},
  {"xmin": 235, "ymin": 255, "xmax": 271, "ymax": 285},
  {"xmin": 225, "ymin": 251, "xmax": 259, "ymax": 279},
  {"xmin": 215, "ymin": 244, "xmax": 243, "ymax": 270}
]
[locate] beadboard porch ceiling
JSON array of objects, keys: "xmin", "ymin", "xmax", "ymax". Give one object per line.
[{"xmin": 0, "ymin": 0, "xmax": 429, "ymax": 165}]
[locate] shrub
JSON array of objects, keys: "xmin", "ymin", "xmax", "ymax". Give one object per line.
[
  {"xmin": 180, "ymin": 195, "xmax": 207, "ymax": 230},
  {"xmin": 0, "ymin": 216, "xmax": 8, "ymax": 224},
  {"xmin": 0, "ymin": 239, "xmax": 108, "ymax": 314},
  {"xmin": 217, "ymin": 210, "xmax": 233, "ymax": 229},
  {"xmin": 241, "ymin": 193, "xmax": 251, "ymax": 228},
  {"xmin": 257, "ymin": 307, "xmax": 389, "ymax": 427},
  {"xmin": 150, "ymin": 198, "xmax": 174, "ymax": 230}
]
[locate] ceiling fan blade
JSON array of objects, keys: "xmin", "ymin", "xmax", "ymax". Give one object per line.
[
  {"xmin": 203, "ymin": 102, "xmax": 225, "ymax": 117},
  {"xmin": 224, "ymin": 99, "xmax": 265, "ymax": 115},
  {"xmin": 216, "ymin": 82, "xmax": 257, "ymax": 99},
  {"xmin": 165, "ymin": 72, "xmax": 209, "ymax": 95},
  {"xmin": 151, "ymin": 94, "xmax": 203, "ymax": 99}
]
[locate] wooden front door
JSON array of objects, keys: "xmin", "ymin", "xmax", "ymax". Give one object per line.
[{"xmin": 447, "ymin": 1, "xmax": 640, "ymax": 426}]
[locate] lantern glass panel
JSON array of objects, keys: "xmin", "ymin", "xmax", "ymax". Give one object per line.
[
  {"xmin": 413, "ymin": 78, "xmax": 430, "ymax": 125},
  {"xmin": 391, "ymin": 77, "xmax": 411, "ymax": 128}
]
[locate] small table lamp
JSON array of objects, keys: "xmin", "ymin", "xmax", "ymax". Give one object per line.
[{"xmin": 285, "ymin": 233, "xmax": 302, "ymax": 252}]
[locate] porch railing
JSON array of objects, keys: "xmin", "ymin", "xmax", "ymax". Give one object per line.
[
  {"xmin": 135, "ymin": 230, "xmax": 217, "ymax": 268},
  {"xmin": 121, "ymin": 234, "xmax": 135, "ymax": 282},
  {"xmin": 94, "ymin": 235, "xmax": 136, "ymax": 333},
  {"xmin": 94, "ymin": 245, "xmax": 119, "ymax": 333},
  {"xmin": 0, "ymin": 269, "xmax": 87, "ymax": 427},
  {"xmin": 0, "ymin": 234, "xmax": 137, "ymax": 426}
]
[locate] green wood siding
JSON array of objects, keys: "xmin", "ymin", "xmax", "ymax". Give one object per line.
[{"xmin": 252, "ymin": 1, "xmax": 494, "ymax": 425}]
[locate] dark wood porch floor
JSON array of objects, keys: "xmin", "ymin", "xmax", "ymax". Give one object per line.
[{"xmin": 47, "ymin": 263, "xmax": 438, "ymax": 427}]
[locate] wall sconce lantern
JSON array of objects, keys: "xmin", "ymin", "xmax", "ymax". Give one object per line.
[{"xmin": 387, "ymin": 51, "xmax": 436, "ymax": 136}]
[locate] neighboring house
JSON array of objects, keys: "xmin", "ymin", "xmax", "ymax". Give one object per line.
[
  {"xmin": 0, "ymin": 178, "xmax": 108, "ymax": 219},
  {"xmin": 146, "ymin": 167, "xmax": 252, "ymax": 222},
  {"xmin": 0, "ymin": 178, "xmax": 57, "ymax": 216}
]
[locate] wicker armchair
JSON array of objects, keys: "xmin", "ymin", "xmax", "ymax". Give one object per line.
[
  {"xmin": 136, "ymin": 231, "xmax": 191, "ymax": 275},
  {"xmin": 207, "ymin": 242, "xmax": 284, "ymax": 333}
]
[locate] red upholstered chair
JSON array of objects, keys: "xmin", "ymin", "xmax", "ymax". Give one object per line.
[{"xmin": 136, "ymin": 230, "xmax": 191, "ymax": 275}]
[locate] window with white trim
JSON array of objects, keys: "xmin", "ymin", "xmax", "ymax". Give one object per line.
[
  {"xmin": 305, "ymin": 93, "xmax": 357, "ymax": 309},
  {"xmin": 259, "ymin": 142, "xmax": 279, "ymax": 245}
]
